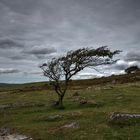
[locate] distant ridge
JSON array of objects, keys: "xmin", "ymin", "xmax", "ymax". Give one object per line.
[
  {"xmin": 0, "ymin": 83, "xmax": 19, "ymax": 87},
  {"xmin": 0, "ymin": 83, "xmax": 9, "ymax": 86},
  {"xmin": 0, "ymin": 71, "xmax": 140, "ymax": 89}
]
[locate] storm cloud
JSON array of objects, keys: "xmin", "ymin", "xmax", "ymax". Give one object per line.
[
  {"xmin": 0, "ymin": 39, "xmax": 23, "ymax": 49},
  {"xmin": 0, "ymin": 0, "xmax": 140, "ymax": 83},
  {"xmin": 23, "ymin": 45, "xmax": 56, "ymax": 58}
]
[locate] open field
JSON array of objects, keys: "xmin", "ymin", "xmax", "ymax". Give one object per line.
[{"xmin": 0, "ymin": 73, "xmax": 140, "ymax": 140}]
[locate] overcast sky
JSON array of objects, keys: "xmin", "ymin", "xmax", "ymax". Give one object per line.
[{"xmin": 0, "ymin": 0, "xmax": 140, "ymax": 83}]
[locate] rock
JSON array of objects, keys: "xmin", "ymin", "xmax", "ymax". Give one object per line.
[
  {"xmin": 87, "ymin": 100, "xmax": 97, "ymax": 105},
  {"xmin": 86, "ymin": 87, "xmax": 92, "ymax": 90},
  {"xmin": 112, "ymin": 80, "xmax": 116, "ymax": 84},
  {"xmin": 0, "ymin": 128, "xmax": 32, "ymax": 140},
  {"xmin": 47, "ymin": 115, "xmax": 62, "ymax": 121},
  {"xmin": 72, "ymin": 91, "xmax": 79, "ymax": 97},
  {"xmin": 0, "ymin": 104, "xmax": 12, "ymax": 109},
  {"xmin": 79, "ymin": 99, "xmax": 87, "ymax": 105},
  {"xmin": 71, "ymin": 111, "xmax": 82, "ymax": 117},
  {"xmin": 63, "ymin": 122, "xmax": 79, "ymax": 129},
  {"xmin": 0, "ymin": 128, "xmax": 14, "ymax": 135},
  {"xmin": 116, "ymin": 96, "xmax": 123, "ymax": 100},
  {"xmin": 134, "ymin": 76, "xmax": 140, "ymax": 80},
  {"xmin": 110, "ymin": 112, "xmax": 140, "ymax": 121},
  {"xmin": 7, "ymin": 134, "xmax": 30, "ymax": 140},
  {"xmin": 79, "ymin": 99, "xmax": 97, "ymax": 106}
]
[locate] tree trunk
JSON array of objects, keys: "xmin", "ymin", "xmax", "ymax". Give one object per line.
[{"xmin": 58, "ymin": 95, "xmax": 64, "ymax": 109}]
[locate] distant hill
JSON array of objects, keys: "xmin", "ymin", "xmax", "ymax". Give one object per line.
[
  {"xmin": 0, "ymin": 83, "xmax": 19, "ymax": 87},
  {"xmin": 1, "ymin": 71, "xmax": 140, "ymax": 92},
  {"xmin": 0, "ymin": 83, "xmax": 9, "ymax": 86}
]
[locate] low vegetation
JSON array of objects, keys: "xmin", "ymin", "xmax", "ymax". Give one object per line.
[{"xmin": 0, "ymin": 72, "xmax": 140, "ymax": 140}]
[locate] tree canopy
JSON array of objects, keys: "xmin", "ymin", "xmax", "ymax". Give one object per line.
[
  {"xmin": 40, "ymin": 46, "xmax": 121, "ymax": 108},
  {"xmin": 125, "ymin": 66, "xmax": 139, "ymax": 74}
]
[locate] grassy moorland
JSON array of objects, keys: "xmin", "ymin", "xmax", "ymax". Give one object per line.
[{"xmin": 0, "ymin": 72, "xmax": 140, "ymax": 140}]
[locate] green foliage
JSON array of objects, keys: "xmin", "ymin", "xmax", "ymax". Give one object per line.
[{"xmin": 125, "ymin": 65, "xmax": 140, "ymax": 74}]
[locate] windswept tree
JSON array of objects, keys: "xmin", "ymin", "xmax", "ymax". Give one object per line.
[
  {"xmin": 125, "ymin": 66, "xmax": 139, "ymax": 74},
  {"xmin": 40, "ymin": 46, "xmax": 121, "ymax": 108}
]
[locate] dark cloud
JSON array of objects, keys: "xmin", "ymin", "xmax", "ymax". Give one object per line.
[
  {"xmin": 9, "ymin": 55, "xmax": 28, "ymax": 60},
  {"xmin": 25, "ymin": 46, "xmax": 56, "ymax": 55},
  {"xmin": 0, "ymin": 0, "xmax": 140, "ymax": 83},
  {"xmin": 0, "ymin": 39, "xmax": 23, "ymax": 49},
  {"xmin": 0, "ymin": 68, "xmax": 20, "ymax": 74},
  {"xmin": 22, "ymin": 46, "xmax": 57, "ymax": 59}
]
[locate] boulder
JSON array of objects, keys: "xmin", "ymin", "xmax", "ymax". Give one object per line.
[
  {"xmin": 72, "ymin": 91, "xmax": 79, "ymax": 97},
  {"xmin": 0, "ymin": 128, "xmax": 32, "ymax": 140},
  {"xmin": 110, "ymin": 112, "xmax": 140, "ymax": 121},
  {"xmin": 86, "ymin": 86, "xmax": 92, "ymax": 90},
  {"xmin": 79, "ymin": 99, "xmax": 87, "ymax": 105},
  {"xmin": 47, "ymin": 115, "xmax": 62, "ymax": 121},
  {"xmin": 0, "ymin": 104, "xmax": 12, "ymax": 109},
  {"xmin": 79, "ymin": 99, "xmax": 97, "ymax": 106},
  {"xmin": 87, "ymin": 100, "xmax": 97, "ymax": 105},
  {"xmin": 63, "ymin": 122, "xmax": 79, "ymax": 129},
  {"xmin": 116, "ymin": 96, "xmax": 123, "ymax": 100},
  {"xmin": 112, "ymin": 80, "xmax": 116, "ymax": 84}
]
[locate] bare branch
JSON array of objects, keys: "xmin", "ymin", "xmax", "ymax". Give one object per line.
[{"xmin": 40, "ymin": 46, "xmax": 121, "ymax": 107}]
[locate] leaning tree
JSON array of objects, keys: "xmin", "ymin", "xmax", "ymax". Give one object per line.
[
  {"xmin": 40, "ymin": 46, "xmax": 121, "ymax": 108},
  {"xmin": 125, "ymin": 65, "xmax": 139, "ymax": 74}
]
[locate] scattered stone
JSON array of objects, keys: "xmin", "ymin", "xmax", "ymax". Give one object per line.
[
  {"xmin": 47, "ymin": 115, "xmax": 62, "ymax": 121},
  {"xmin": 110, "ymin": 112, "xmax": 140, "ymax": 121},
  {"xmin": 86, "ymin": 87, "xmax": 92, "ymax": 90},
  {"xmin": 0, "ymin": 104, "xmax": 12, "ymax": 109},
  {"xmin": 79, "ymin": 99, "xmax": 87, "ymax": 105},
  {"xmin": 6, "ymin": 134, "xmax": 32, "ymax": 140},
  {"xmin": 87, "ymin": 100, "xmax": 97, "ymax": 105},
  {"xmin": 63, "ymin": 122, "xmax": 79, "ymax": 129},
  {"xmin": 0, "ymin": 128, "xmax": 32, "ymax": 140},
  {"xmin": 71, "ymin": 111, "xmax": 82, "ymax": 117},
  {"xmin": 0, "ymin": 128, "xmax": 12, "ymax": 137},
  {"xmin": 112, "ymin": 80, "xmax": 116, "ymax": 84},
  {"xmin": 79, "ymin": 99, "xmax": 97, "ymax": 106},
  {"xmin": 72, "ymin": 91, "xmax": 79, "ymax": 96},
  {"xmin": 134, "ymin": 76, "xmax": 140, "ymax": 80},
  {"xmin": 116, "ymin": 96, "xmax": 123, "ymax": 100}
]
